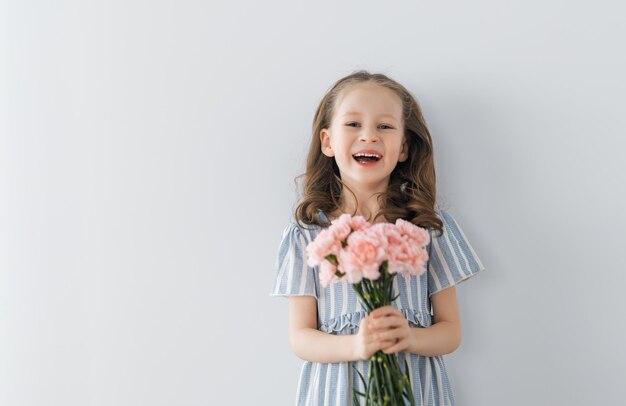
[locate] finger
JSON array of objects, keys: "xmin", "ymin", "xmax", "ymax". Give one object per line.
[
  {"xmin": 385, "ymin": 317, "xmax": 403, "ymax": 329},
  {"xmin": 377, "ymin": 328, "xmax": 406, "ymax": 342},
  {"xmin": 379, "ymin": 335, "xmax": 399, "ymax": 346},
  {"xmin": 370, "ymin": 305, "xmax": 402, "ymax": 317},
  {"xmin": 377, "ymin": 338, "xmax": 396, "ymax": 351},
  {"xmin": 368, "ymin": 319, "xmax": 381, "ymax": 331},
  {"xmin": 382, "ymin": 338, "xmax": 406, "ymax": 354},
  {"xmin": 371, "ymin": 306, "xmax": 398, "ymax": 318},
  {"xmin": 375, "ymin": 330, "xmax": 395, "ymax": 342},
  {"xmin": 371, "ymin": 315, "xmax": 404, "ymax": 330},
  {"xmin": 368, "ymin": 323, "xmax": 385, "ymax": 333}
]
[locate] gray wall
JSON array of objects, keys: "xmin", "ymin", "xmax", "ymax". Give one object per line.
[{"xmin": 2, "ymin": 0, "xmax": 625, "ymax": 405}]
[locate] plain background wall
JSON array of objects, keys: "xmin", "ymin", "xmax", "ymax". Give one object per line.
[{"xmin": 2, "ymin": 0, "xmax": 625, "ymax": 405}]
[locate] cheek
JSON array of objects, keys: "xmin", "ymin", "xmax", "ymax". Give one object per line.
[{"xmin": 390, "ymin": 146, "xmax": 404, "ymax": 160}]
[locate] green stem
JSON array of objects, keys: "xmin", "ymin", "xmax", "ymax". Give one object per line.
[
  {"xmin": 371, "ymin": 353, "xmax": 382, "ymax": 405},
  {"xmin": 351, "ymin": 263, "xmax": 415, "ymax": 405},
  {"xmin": 381, "ymin": 361, "xmax": 395, "ymax": 405},
  {"xmin": 353, "ymin": 285, "xmax": 371, "ymax": 313}
]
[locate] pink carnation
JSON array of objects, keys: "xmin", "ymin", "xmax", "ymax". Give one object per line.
[
  {"xmin": 395, "ymin": 218, "xmax": 430, "ymax": 246},
  {"xmin": 387, "ymin": 239, "xmax": 429, "ymax": 279},
  {"xmin": 339, "ymin": 228, "xmax": 387, "ymax": 282},
  {"xmin": 306, "ymin": 228, "xmax": 342, "ymax": 267},
  {"xmin": 319, "ymin": 260, "xmax": 341, "ymax": 287},
  {"xmin": 372, "ymin": 219, "xmax": 430, "ymax": 280},
  {"xmin": 372, "ymin": 223, "xmax": 403, "ymax": 246},
  {"xmin": 327, "ymin": 218, "xmax": 352, "ymax": 242},
  {"xmin": 306, "ymin": 213, "xmax": 371, "ymax": 268},
  {"xmin": 331, "ymin": 213, "xmax": 370, "ymax": 232},
  {"xmin": 337, "ymin": 250, "xmax": 363, "ymax": 284},
  {"xmin": 308, "ymin": 213, "xmax": 431, "ymax": 286}
]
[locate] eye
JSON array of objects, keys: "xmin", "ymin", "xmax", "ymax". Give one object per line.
[{"xmin": 345, "ymin": 122, "xmax": 394, "ymax": 129}]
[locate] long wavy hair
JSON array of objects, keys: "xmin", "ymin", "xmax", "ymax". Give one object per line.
[{"xmin": 293, "ymin": 70, "xmax": 444, "ymax": 237}]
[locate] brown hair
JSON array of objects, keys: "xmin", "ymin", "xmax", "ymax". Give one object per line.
[{"xmin": 293, "ymin": 70, "xmax": 444, "ymax": 236}]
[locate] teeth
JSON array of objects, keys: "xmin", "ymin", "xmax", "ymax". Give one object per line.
[{"xmin": 353, "ymin": 153, "xmax": 381, "ymax": 159}]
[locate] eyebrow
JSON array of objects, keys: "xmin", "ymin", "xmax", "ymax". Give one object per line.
[{"xmin": 341, "ymin": 112, "xmax": 399, "ymax": 121}]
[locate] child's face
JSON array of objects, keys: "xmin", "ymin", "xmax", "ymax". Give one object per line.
[{"xmin": 320, "ymin": 82, "xmax": 408, "ymax": 188}]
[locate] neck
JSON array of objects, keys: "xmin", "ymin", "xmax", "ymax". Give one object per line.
[{"xmin": 335, "ymin": 177, "xmax": 389, "ymax": 223}]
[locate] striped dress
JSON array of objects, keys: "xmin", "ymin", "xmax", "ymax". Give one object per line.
[{"xmin": 269, "ymin": 208, "xmax": 486, "ymax": 406}]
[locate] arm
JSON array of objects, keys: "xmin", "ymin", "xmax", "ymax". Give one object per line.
[
  {"xmin": 407, "ymin": 285, "xmax": 462, "ymax": 356},
  {"xmin": 287, "ymin": 296, "xmax": 358, "ymax": 363}
]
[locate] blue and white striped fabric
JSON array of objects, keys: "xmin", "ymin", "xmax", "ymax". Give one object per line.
[{"xmin": 269, "ymin": 209, "xmax": 486, "ymax": 406}]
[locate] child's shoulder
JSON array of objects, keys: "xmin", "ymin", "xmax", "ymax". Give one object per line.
[
  {"xmin": 281, "ymin": 211, "xmax": 326, "ymax": 239},
  {"xmin": 433, "ymin": 205, "xmax": 455, "ymax": 222},
  {"xmin": 434, "ymin": 207, "xmax": 462, "ymax": 226}
]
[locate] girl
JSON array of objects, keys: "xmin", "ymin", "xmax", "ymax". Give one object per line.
[{"xmin": 269, "ymin": 70, "xmax": 486, "ymax": 406}]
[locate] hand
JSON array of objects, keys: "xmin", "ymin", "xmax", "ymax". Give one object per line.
[
  {"xmin": 353, "ymin": 311, "xmax": 398, "ymax": 361},
  {"xmin": 368, "ymin": 305, "xmax": 412, "ymax": 355}
]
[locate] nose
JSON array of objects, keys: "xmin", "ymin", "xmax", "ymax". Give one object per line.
[{"xmin": 358, "ymin": 126, "xmax": 380, "ymax": 143}]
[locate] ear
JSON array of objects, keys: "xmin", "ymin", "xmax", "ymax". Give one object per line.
[
  {"xmin": 398, "ymin": 139, "xmax": 409, "ymax": 162},
  {"xmin": 320, "ymin": 129, "xmax": 334, "ymax": 157}
]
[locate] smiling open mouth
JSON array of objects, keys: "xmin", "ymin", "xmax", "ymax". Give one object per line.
[{"xmin": 353, "ymin": 153, "xmax": 382, "ymax": 163}]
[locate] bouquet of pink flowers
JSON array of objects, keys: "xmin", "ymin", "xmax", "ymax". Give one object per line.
[{"xmin": 306, "ymin": 213, "xmax": 430, "ymax": 406}]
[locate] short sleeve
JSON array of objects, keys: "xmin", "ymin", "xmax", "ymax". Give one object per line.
[
  {"xmin": 427, "ymin": 210, "xmax": 486, "ymax": 298},
  {"xmin": 269, "ymin": 221, "xmax": 318, "ymax": 301}
]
